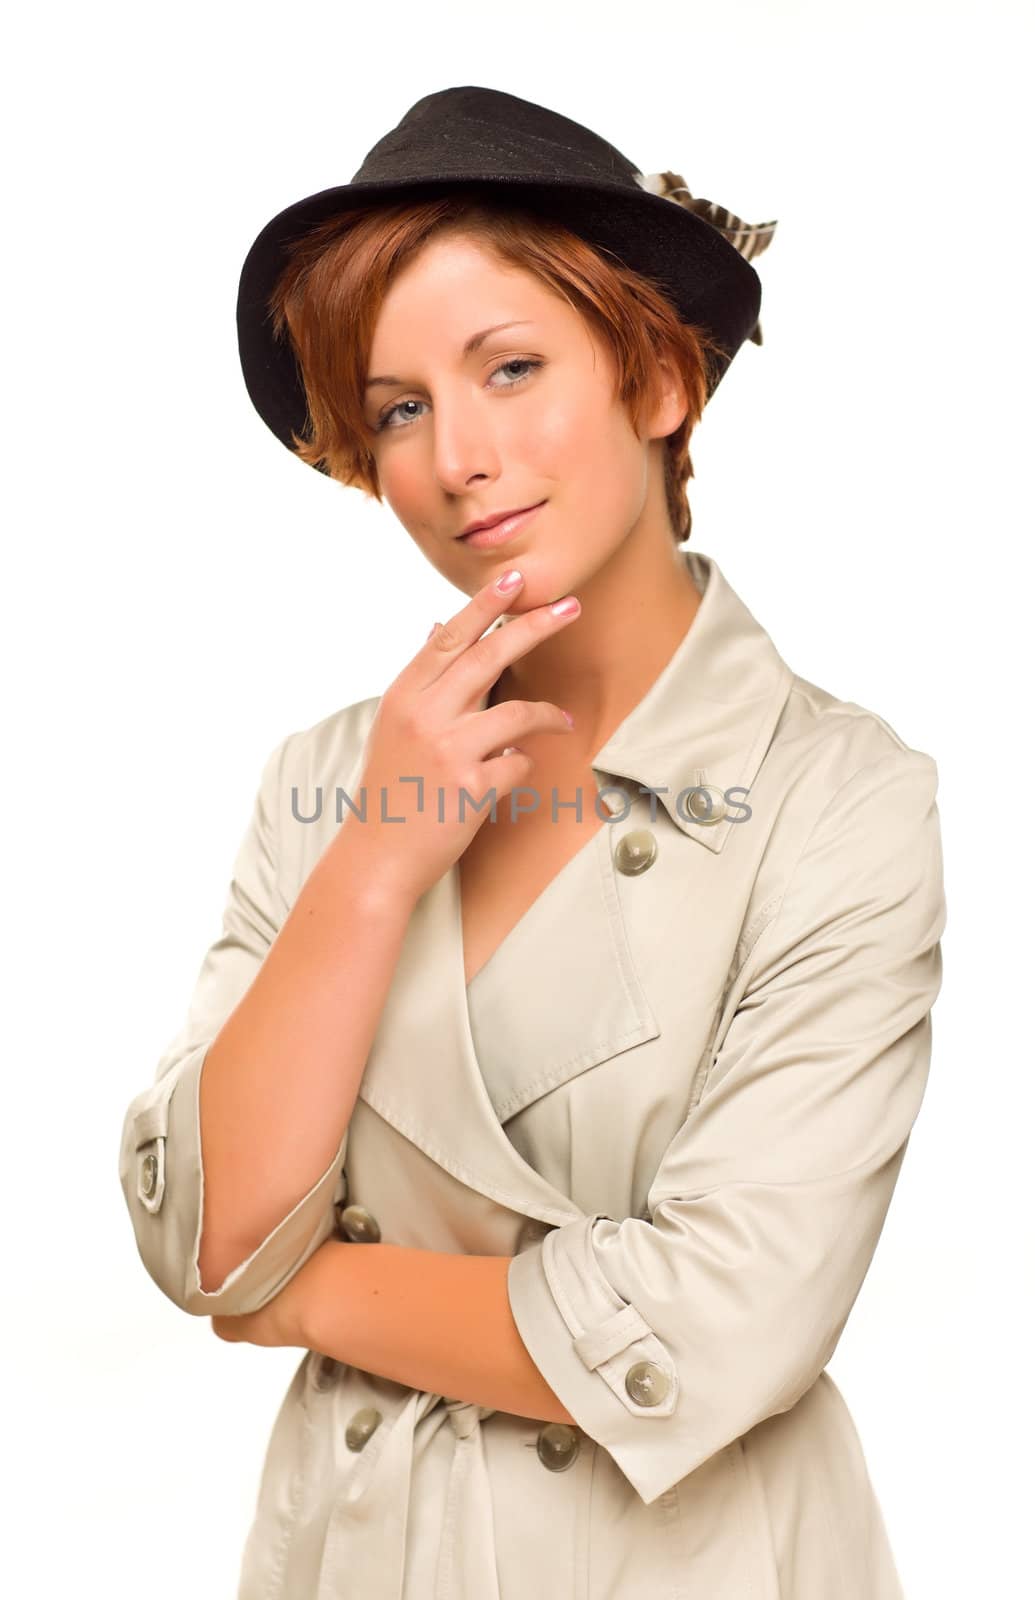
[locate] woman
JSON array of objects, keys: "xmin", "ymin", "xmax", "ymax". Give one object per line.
[{"xmin": 119, "ymin": 86, "xmax": 946, "ymax": 1598}]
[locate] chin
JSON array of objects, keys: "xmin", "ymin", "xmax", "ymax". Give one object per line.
[{"xmin": 494, "ymin": 560, "xmax": 568, "ymax": 611}]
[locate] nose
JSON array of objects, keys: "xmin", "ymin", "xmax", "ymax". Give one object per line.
[{"xmin": 430, "ymin": 388, "xmax": 501, "ymax": 496}]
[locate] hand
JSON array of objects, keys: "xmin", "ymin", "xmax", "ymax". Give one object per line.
[
  {"xmin": 210, "ymin": 1242, "xmax": 331, "ymax": 1349},
  {"xmin": 349, "ymin": 570, "xmax": 581, "ymax": 905}
]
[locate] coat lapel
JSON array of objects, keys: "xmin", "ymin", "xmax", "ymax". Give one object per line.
[
  {"xmin": 462, "ymin": 819, "xmax": 660, "ymax": 1124},
  {"xmin": 355, "ymin": 856, "xmax": 588, "ymax": 1223}
]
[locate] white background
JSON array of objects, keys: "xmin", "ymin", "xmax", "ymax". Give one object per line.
[{"xmin": 5, "ymin": 1, "xmax": 1031, "ymax": 1594}]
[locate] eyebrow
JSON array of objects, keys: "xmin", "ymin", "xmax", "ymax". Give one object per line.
[{"xmin": 364, "ymin": 321, "xmax": 535, "ymax": 389}]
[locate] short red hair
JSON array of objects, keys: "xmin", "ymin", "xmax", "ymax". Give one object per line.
[{"xmin": 267, "ymin": 191, "xmax": 728, "ymax": 543}]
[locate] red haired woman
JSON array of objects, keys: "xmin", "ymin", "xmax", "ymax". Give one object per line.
[{"xmin": 120, "ymin": 86, "xmax": 945, "ymax": 1599}]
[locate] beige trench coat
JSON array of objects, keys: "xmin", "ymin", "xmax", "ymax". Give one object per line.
[{"xmin": 118, "ymin": 549, "xmax": 947, "ymax": 1599}]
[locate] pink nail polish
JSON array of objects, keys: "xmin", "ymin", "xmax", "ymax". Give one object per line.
[
  {"xmin": 550, "ymin": 597, "xmax": 579, "ymax": 617},
  {"xmin": 495, "ymin": 569, "xmax": 524, "ymax": 593}
]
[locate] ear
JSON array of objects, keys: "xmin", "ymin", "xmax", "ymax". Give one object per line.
[{"xmin": 644, "ymin": 355, "xmax": 690, "ymax": 441}]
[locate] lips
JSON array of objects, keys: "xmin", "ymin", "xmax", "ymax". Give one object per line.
[{"xmin": 459, "ymin": 501, "xmax": 546, "ymax": 549}]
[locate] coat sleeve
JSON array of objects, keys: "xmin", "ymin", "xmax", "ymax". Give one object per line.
[
  {"xmin": 117, "ymin": 733, "xmax": 348, "ymax": 1317},
  {"xmin": 507, "ymin": 747, "xmax": 947, "ymax": 1505}
]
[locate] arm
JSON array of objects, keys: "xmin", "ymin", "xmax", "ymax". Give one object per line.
[
  {"xmin": 195, "ymin": 792, "xmax": 417, "ymax": 1296},
  {"xmin": 118, "ymin": 728, "xmax": 420, "ymax": 1316},
  {"xmin": 505, "ymin": 749, "xmax": 947, "ymax": 1504},
  {"xmin": 302, "ymin": 1243, "xmax": 577, "ymax": 1426}
]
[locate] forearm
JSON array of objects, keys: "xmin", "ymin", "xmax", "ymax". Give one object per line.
[
  {"xmin": 305, "ymin": 1241, "xmax": 576, "ymax": 1426},
  {"xmin": 197, "ymin": 822, "xmax": 418, "ymax": 1292}
]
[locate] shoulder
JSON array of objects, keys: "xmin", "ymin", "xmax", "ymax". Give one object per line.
[
  {"xmin": 247, "ymin": 694, "xmax": 383, "ymax": 832},
  {"xmin": 731, "ymin": 671, "xmax": 946, "ymax": 1007},
  {"xmin": 769, "ymin": 668, "xmax": 939, "ymax": 814},
  {"xmin": 276, "ymin": 694, "xmax": 384, "ymax": 792},
  {"xmin": 732, "ymin": 666, "xmax": 942, "ymax": 942},
  {"xmin": 250, "ymin": 695, "xmax": 386, "ymax": 893}
]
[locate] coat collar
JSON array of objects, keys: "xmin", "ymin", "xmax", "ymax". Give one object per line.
[{"xmin": 476, "ymin": 549, "xmax": 795, "ymax": 855}]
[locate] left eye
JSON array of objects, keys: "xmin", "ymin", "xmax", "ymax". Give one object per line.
[
  {"xmin": 375, "ymin": 357, "xmax": 543, "ymax": 431},
  {"xmin": 488, "ymin": 357, "xmax": 542, "ymax": 388}
]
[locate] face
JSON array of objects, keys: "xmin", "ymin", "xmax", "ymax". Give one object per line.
[{"xmin": 362, "ymin": 231, "xmax": 685, "ymax": 610}]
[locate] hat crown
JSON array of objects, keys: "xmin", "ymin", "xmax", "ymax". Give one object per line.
[{"xmin": 351, "ymin": 85, "xmax": 643, "ymax": 190}]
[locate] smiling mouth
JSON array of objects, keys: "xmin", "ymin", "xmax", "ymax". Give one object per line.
[{"xmin": 459, "ymin": 501, "xmax": 546, "ymax": 548}]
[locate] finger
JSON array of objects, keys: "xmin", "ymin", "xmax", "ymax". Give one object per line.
[
  {"xmin": 425, "ymin": 601, "xmax": 583, "ymax": 735},
  {"xmin": 480, "ymin": 747, "xmax": 535, "ymax": 791},
  {"xmin": 415, "ymin": 571, "xmax": 527, "ymax": 689},
  {"xmin": 443, "ymin": 594, "xmax": 582, "ymax": 722},
  {"xmin": 464, "ymin": 701, "xmax": 575, "ymax": 766}
]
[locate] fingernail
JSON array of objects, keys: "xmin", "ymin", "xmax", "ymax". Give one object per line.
[
  {"xmin": 561, "ymin": 710, "xmax": 575, "ymax": 727},
  {"xmin": 550, "ymin": 597, "xmax": 579, "ymax": 617},
  {"xmin": 495, "ymin": 569, "xmax": 524, "ymax": 593}
]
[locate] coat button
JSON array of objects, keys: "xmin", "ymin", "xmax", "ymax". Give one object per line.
[
  {"xmin": 312, "ymin": 1354, "xmax": 339, "ymax": 1391},
  {"xmin": 536, "ymin": 1422, "xmax": 581, "ymax": 1471},
  {"xmin": 337, "ymin": 1203, "xmax": 381, "ymax": 1244},
  {"xmin": 138, "ymin": 1149, "xmax": 158, "ymax": 1199},
  {"xmin": 346, "ymin": 1407, "xmax": 384, "ymax": 1451},
  {"xmin": 624, "ymin": 1360, "xmax": 671, "ymax": 1406},
  {"xmin": 685, "ymin": 783, "xmax": 728, "ymax": 825},
  {"xmin": 614, "ymin": 829, "xmax": 658, "ymax": 876}
]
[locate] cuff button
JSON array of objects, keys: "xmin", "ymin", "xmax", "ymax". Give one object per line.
[
  {"xmin": 625, "ymin": 1360, "xmax": 671, "ymax": 1406},
  {"xmin": 138, "ymin": 1150, "xmax": 159, "ymax": 1201}
]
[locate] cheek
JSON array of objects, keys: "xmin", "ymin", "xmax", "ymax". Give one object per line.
[
  {"xmin": 520, "ymin": 393, "xmax": 643, "ymax": 509},
  {"xmin": 375, "ymin": 453, "xmax": 434, "ymax": 534},
  {"xmin": 509, "ymin": 389, "xmax": 620, "ymax": 479}
]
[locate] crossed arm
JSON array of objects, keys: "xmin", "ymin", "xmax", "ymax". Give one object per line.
[{"xmin": 211, "ymin": 1236, "xmax": 576, "ymax": 1427}]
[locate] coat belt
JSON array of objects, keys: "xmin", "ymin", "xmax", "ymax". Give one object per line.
[{"xmin": 315, "ymin": 1389, "xmax": 502, "ymax": 1600}]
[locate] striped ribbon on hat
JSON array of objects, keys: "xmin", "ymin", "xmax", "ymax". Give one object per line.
[{"xmin": 634, "ymin": 170, "xmax": 777, "ymax": 345}]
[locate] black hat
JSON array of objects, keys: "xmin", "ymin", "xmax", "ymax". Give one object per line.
[{"xmin": 237, "ymin": 85, "xmax": 777, "ymax": 468}]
